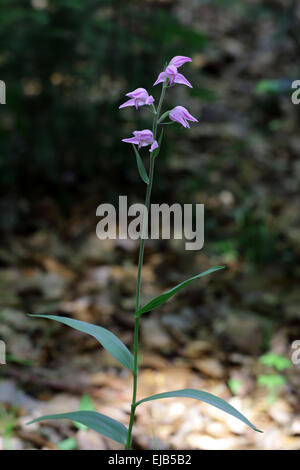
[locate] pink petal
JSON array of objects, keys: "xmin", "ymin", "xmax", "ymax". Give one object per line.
[
  {"xmin": 169, "ymin": 107, "xmax": 183, "ymax": 121},
  {"xmin": 174, "ymin": 115, "xmax": 189, "ymax": 128},
  {"xmin": 170, "ymin": 114, "xmax": 189, "ymax": 128},
  {"xmin": 126, "ymin": 87, "xmax": 147, "ymax": 98},
  {"xmin": 135, "ymin": 129, "xmax": 153, "ymax": 141},
  {"xmin": 139, "ymin": 141, "xmax": 150, "ymax": 149},
  {"xmin": 119, "ymin": 98, "xmax": 135, "ymax": 109},
  {"xmin": 165, "ymin": 65, "xmax": 178, "ymax": 84},
  {"xmin": 150, "ymin": 140, "xmax": 158, "ymax": 152},
  {"xmin": 153, "ymin": 72, "xmax": 167, "ymax": 86},
  {"xmin": 183, "ymin": 110, "xmax": 198, "ymax": 122},
  {"xmin": 169, "ymin": 56, "xmax": 192, "ymax": 67},
  {"xmin": 169, "ymin": 113, "xmax": 179, "ymax": 123},
  {"xmin": 165, "ymin": 65, "xmax": 178, "ymax": 74},
  {"xmin": 187, "ymin": 114, "xmax": 198, "ymax": 122},
  {"xmin": 174, "ymin": 73, "xmax": 193, "ymax": 88},
  {"xmin": 182, "ymin": 119, "xmax": 190, "ymax": 128},
  {"xmin": 146, "ymin": 95, "xmax": 154, "ymax": 105},
  {"xmin": 122, "ymin": 137, "xmax": 140, "ymax": 145}
]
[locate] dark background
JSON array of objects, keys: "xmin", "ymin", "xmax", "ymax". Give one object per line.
[{"xmin": 0, "ymin": 0, "xmax": 300, "ymax": 450}]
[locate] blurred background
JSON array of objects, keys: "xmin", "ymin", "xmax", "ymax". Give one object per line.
[{"xmin": 0, "ymin": 0, "xmax": 300, "ymax": 450}]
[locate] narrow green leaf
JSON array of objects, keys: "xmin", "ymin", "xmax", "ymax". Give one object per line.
[
  {"xmin": 29, "ymin": 314, "xmax": 134, "ymax": 371},
  {"xmin": 132, "ymin": 144, "xmax": 149, "ymax": 184},
  {"xmin": 152, "ymin": 128, "xmax": 164, "ymax": 158},
  {"xmin": 27, "ymin": 411, "xmax": 128, "ymax": 444},
  {"xmin": 136, "ymin": 389, "xmax": 262, "ymax": 433},
  {"xmin": 136, "ymin": 266, "xmax": 225, "ymax": 317}
]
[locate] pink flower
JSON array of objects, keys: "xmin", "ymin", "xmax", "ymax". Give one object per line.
[
  {"xmin": 153, "ymin": 65, "xmax": 192, "ymax": 88},
  {"xmin": 122, "ymin": 129, "xmax": 158, "ymax": 152},
  {"xmin": 169, "ymin": 106, "xmax": 198, "ymax": 128},
  {"xmin": 119, "ymin": 88, "xmax": 154, "ymax": 110},
  {"xmin": 169, "ymin": 56, "xmax": 192, "ymax": 68}
]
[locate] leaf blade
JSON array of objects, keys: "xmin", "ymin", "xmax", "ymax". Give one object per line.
[
  {"xmin": 136, "ymin": 389, "xmax": 262, "ymax": 433},
  {"xmin": 132, "ymin": 144, "xmax": 149, "ymax": 184},
  {"xmin": 29, "ymin": 314, "xmax": 134, "ymax": 371},
  {"xmin": 27, "ymin": 411, "xmax": 128, "ymax": 444},
  {"xmin": 136, "ymin": 266, "xmax": 225, "ymax": 317}
]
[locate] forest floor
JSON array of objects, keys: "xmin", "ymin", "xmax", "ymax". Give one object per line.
[{"xmin": 0, "ymin": 221, "xmax": 300, "ymax": 450}]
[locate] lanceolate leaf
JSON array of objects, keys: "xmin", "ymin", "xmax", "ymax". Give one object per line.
[
  {"xmin": 132, "ymin": 144, "xmax": 149, "ymax": 184},
  {"xmin": 27, "ymin": 411, "xmax": 128, "ymax": 444},
  {"xmin": 136, "ymin": 266, "xmax": 224, "ymax": 317},
  {"xmin": 29, "ymin": 315, "xmax": 134, "ymax": 371},
  {"xmin": 135, "ymin": 389, "xmax": 262, "ymax": 433}
]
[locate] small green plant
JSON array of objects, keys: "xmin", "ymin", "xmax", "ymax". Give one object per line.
[
  {"xmin": 28, "ymin": 56, "xmax": 261, "ymax": 448},
  {"xmin": 259, "ymin": 352, "xmax": 292, "ymax": 371},
  {"xmin": 228, "ymin": 378, "xmax": 243, "ymax": 396},
  {"xmin": 57, "ymin": 437, "xmax": 77, "ymax": 451},
  {"xmin": 257, "ymin": 352, "xmax": 292, "ymax": 404},
  {"xmin": 58, "ymin": 393, "xmax": 95, "ymax": 450},
  {"xmin": 0, "ymin": 405, "xmax": 17, "ymax": 450},
  {"xmin": 75, "ymin": 393, "xmax": 96, "ymax": 431}
]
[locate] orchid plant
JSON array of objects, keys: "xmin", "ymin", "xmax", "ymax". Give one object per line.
[{"xmin": 28, "ymin": 56, "xmax": 261, "ymax": 449}]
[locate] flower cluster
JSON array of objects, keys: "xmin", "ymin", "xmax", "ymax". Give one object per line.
[
  {"xmin": 119, "ymin": 88, "xmax": 154, "ymax": 110},
  {"xmin": 122, "ymin": 129, "xmax": 158, "ymax": 153},
  {"xmin": 120, "ymin": 55, "xmax": 198, "ymax": 153},
  {"xmin": 153, "ymin": 55, "xmax": 192, "ymax": 88}
]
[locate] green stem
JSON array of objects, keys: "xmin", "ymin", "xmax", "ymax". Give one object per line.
[
  {"xmin": 125, "ymin": 155, "xmax": 155, "ymax": 449},
  {"xmin": 153, "ymin": 81, "xmax": 167, "ymax": 136},
  {"xmin": 125, "ymin": 81, "xmax": 167, "ymax": 450}
]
